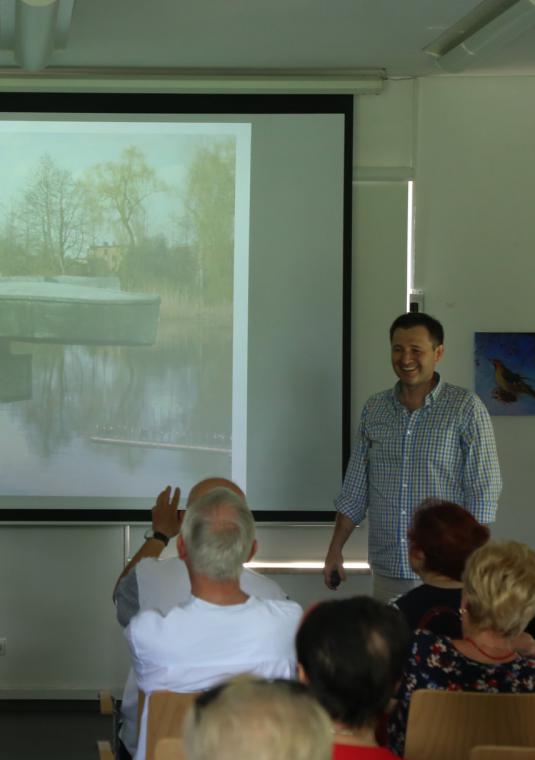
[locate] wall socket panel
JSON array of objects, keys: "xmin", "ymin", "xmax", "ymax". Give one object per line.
[{"xmin": 0, "ymin": 638, "xmax": 6, "ymax": 656}]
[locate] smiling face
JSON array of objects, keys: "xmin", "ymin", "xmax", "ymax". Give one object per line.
[{"xmin": 391, "ymin": 325, "xmax": 444, "ymax": 390}]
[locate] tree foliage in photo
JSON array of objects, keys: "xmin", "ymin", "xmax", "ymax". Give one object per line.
[
  {"xmin": 14, "ymin": 154, "xmax": 87, "ymax": 273},
  {"xmin": 83, "ymin": 146, "xmax": 168, "ymax": 248},
  {"xmin": 181, "ymin": 139, "xmax": 236, "ymax": 305}
]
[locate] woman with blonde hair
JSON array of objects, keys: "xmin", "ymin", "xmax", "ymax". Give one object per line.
[{"xmin": 388, "ymin": 540, "xmax": 535, "ymax": 757}]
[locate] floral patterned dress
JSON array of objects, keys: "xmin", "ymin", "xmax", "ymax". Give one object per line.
[{"xmin": 387, "ymin": 630, "xmax": 535, "ymax": 757}]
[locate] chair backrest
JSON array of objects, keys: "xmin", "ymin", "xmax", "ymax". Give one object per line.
[
  {"xmin": 145, "ymin": 691, "xmax": 199, "ymax": 760},
  {"xmin": 155, "ymin": 737, "xmax": 186, "ymax": 760},
  {"xmin": 405, "ymin": 690, "xmax": 535, "ymax": 760},
  {"xmin": 470, "ymin": 747, "xmax": 535, "ymax": 760}
]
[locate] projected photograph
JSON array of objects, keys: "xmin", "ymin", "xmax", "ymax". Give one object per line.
[
  {"xmin": 0, "ymin": 119, "xmax": 251, "ymax": 503},
  {"xmin": 475, "ymin": 332, "xmax": 535, "ymax": 416}
]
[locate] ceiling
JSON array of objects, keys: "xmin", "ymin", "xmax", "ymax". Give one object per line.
[{"xmin": 2, "ymin": 0, "xmax": 535, "ymax": 78}]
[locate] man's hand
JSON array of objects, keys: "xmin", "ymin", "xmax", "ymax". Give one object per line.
[
  {"xmin": 323, "ymin": 549, "xmax": 347, "ymax": 590},
  {"xmin": 152, "ymin": 485, "xmax": 181, "ymax": 538},
  {"xmin": 113, "ymin": 484, "xmax": 182, "ymax": 599},
  {"xmin": 323, "ymin": 513, "xmax": 355, "ymax": 590}
]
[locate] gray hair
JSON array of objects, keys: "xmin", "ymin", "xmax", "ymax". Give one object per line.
[
  {"xmin": 183, "ymin": 676, "xmax": 332, "ymax": 760},
  {"xmin": 181, "ymin": 487, "xmax": 255, "ymax": 580}
]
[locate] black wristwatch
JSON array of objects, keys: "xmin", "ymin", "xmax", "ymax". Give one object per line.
[{"xmin": 144, "ymin": 529, "xmax": 170, "ymax": 546}]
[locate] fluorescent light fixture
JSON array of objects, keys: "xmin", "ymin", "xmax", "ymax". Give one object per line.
[
  {"xmin": 0, "ymin": 0, "xmax": 75, "ymax": 71},
  {"xmin": 244, "ymin": 560, "xmax": 370, "ymax": 572},
  {"xmin": 406, "ymin": 180, "xmax": 414, "ymax": 313},
  {"xmin": 0, "ymin": 67, "xmax": 385, "ymax": 95},
  {"xmin": 424, "ymin": 0, "xmax": 535, "ymax": 72}
]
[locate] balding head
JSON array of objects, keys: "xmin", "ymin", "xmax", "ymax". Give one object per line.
[
  {"xmin": 187, "ymin": 477, "xmax": 245, "ymax": 506},
  {"xmin": 180, "ymin": 487, "xmax": 255, "ymax": 580}
]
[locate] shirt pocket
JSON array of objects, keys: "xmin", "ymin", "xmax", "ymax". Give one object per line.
[{"xmin": 366, "ymin": 423, "xmax": 402, "ymax": 466}]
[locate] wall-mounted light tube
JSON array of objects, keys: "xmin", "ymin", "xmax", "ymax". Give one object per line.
[{"xmin": 244, "ymin": 560, "xmax": 370, "ymax": 573}]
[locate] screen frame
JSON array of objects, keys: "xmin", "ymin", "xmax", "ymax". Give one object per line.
[{"xmin": 0, "ymin": 91, "xmax": 353, "ymax": 523}]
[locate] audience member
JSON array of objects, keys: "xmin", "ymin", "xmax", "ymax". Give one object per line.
[
  {"xmin": 296, "ymin": 596, "xmax": 411, "ymax": 759},
  {"xmin": 125, "ymin": 487, "xmax": 302, "ymax": 760},
  {"xmin": 114, "ymin": 477, "xmax": 288, "ymax": 759},
  {"xmin": 114, "ymin": 477, "xmax": 288, "ymax": 627},
  {"xmin": 388, "ymin": 540, "xmax": 535, "ymax": 757},
  {"xmin": 391, "ymin": 500, "xmax": 489, "ymax": 637},
  {"xmin": 183, "ymin": 675, "xmax": 332, "ymax": 760}
]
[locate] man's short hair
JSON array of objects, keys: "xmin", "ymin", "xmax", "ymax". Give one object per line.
[
  {"xmin": 389, "ymin": 312, "xmax": 444, "ymax": 347},
  {"xmin": 296, "ymin": 596, "xmax": 411, "ymax": 728},
  {"xmin": 180, "ymin": 487, "xmax": 255, "ymax": 580},
  {"xmin": 183, "ymin": 676, "xmax": 332, "ymax": 760}
]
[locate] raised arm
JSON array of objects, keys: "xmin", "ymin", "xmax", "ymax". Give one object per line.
[{"xmin": 113, "ymin": 486, "xmax": 181, "ymax": 598}]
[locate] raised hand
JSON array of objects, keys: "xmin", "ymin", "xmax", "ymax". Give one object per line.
[{"xmin": 152, "ymin": 485, "xmax": 181, "ymax": 538}]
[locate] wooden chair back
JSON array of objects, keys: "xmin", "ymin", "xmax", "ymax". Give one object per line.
[
  {"xmin": 154, "ymin": 737, "xmax": 185, "ymax": 760},
  {"xmin": 138, "ymin": 690, "xmax": 146, "ymax": 738},
  {"xmin": 470, "ymin": 748, "xmax": 535, "ymax": 760},
  {"xmin": 145, "ymin": 690, "xmax": 199, "ymax": 760},
  {"xmin": 404, "ymin": 690, "xmax": 535, "ymax": 760}
]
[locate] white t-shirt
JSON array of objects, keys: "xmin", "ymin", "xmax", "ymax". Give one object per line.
[
  {"xmin": 125, "ymin": 594, "xmax": 302, "ymax": 760},
  {"xmin": 139, "ymin": 558, "xmax": 288, "ymax": 615},
  {"xmin": 116, "ymin": 559, "xmax": 290, "ymax": 756}
]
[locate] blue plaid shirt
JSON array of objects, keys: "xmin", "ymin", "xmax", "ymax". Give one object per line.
[{"xmin": 335, "ymin": 375, "xmax": 501, "ymax": 579}]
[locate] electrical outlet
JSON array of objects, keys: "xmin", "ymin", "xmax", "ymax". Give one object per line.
[{"xmin": 0, "ymin": 638, "xmax": 6, "ymax": 656}]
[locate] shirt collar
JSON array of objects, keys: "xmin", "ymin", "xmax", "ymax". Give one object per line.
[{"xmin": 393, "ymin": 372, "xmax": 443, "ymax": 408}]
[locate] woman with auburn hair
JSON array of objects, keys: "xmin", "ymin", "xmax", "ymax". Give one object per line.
[
  {"xmin": 388, "ymin": 540, "xmax": 535, "ymax": 757},
  {"xmin": 392, "ymin": 500, "xmax": 490, "ymax": 637}
]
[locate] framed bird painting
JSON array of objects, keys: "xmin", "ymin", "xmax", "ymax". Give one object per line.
[{"xmin": 475, "ymin": 332, "xmax": 535, "ymax": 415}]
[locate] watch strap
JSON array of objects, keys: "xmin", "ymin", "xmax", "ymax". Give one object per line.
[{"xmin": 144, "ymin": 529, "xmax": 170, "ymax": 546}]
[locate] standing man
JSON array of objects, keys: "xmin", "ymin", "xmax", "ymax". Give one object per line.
[{"xmin": 323, "ymin": 312, "xmax": 501, "ymax": 602}]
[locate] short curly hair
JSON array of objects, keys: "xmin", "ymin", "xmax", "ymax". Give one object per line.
[
  {"xmin": 463, "ymin": 540, "xmax": 535, "ymax": 638},
  {"xmin": 408, "ymin": 500, "xmax": 490, "ymax": 581}
]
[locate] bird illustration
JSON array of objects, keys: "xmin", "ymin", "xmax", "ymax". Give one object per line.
[{"xmin": 491, "ymin": 358, "xmax": 535, "ymax": 403}]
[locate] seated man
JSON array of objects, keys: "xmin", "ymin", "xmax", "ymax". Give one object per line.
[
  {"xmin": 125, "ymin": 486, "xmax": 303, "ymax": 760},
  {"xmin": 114, "ymin": 477, "xmax": 288, "ymax": 759},
  {"xmin": 114, "ymin": 477, "xmax": 288, "ymax": 627},
  {"xmin": 183, "ymin": 675, "xmax": 332, "ymax": 760},
  {"xmin": 296, "ymin": 596, "xmax": 411, "ymax": 759}
]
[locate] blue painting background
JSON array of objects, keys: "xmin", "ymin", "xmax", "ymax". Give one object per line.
[{"xmin": 475, "ymin": 332, "xmax": 535, "ymax": 416}]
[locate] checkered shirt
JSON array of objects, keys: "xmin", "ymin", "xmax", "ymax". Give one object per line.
[{"xmin": 335, "ymin": 376, "xmax": 502, "ymax": 579}]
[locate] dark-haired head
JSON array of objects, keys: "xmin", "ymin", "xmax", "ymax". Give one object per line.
[
  {"xmin": 296, "ymin": 596, "xmax": 411, "ymax": 729},
  {"xmin": 408, "ymin": 500, "xmax": 490, "ymax": 581},
  {"xmin": 389, "ymin": 313, "xmax": 444, "ymax": 348}
]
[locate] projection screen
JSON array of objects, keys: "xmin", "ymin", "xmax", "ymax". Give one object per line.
[{"xmin": 0, "ymin": 93, "xmax": 352, "ymax": 521}]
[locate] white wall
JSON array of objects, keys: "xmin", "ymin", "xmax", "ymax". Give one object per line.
[
  {"xmin": 414, "ymin": 76, "xmax": 535, "ymax": 545},
  {"xmin": 0, "ymin": 82, "xmax": 415, "ymax": 696},
  {"xmin": 9, "ymin": 76, "xmax": 529, "ymax": 696}
]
